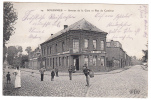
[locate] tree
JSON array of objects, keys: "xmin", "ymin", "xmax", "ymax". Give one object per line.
[
  {"xmin": 7, "ymin": 45, "xmax": 23, "ymax": 66},
  {"xmin": 16, "ymin": 46, "xmax": 23, "ymax": 57},
  {"xmin": 142, "ymin": 50, "xmax": 148, "ymax": 62},
  {"xmin": 142, "ymin": 42, "xmax": 148, "ymax": 62},
  {"xmin": 21, "ymin": 55, "xmax": 29, "ymax": 68},
  {"xmin": 7, "ymin": 46, "xmax": 18, "ymax": 65},
  {"xmin": 25, "ymin": 46, "xmax": 32, "ymax": 54},
  {"xmin": 3, "ymin": 2, "xmax": 18, "ymax": 62}
]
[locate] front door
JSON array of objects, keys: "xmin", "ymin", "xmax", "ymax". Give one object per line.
[{"xmin": 73, "ymin": 56, "xmax": 79, "ymax": 71}]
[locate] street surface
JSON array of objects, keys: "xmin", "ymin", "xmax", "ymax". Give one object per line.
[{"xmin": 3, "ymin": 65, "xmax": 148, "ymax": 97}]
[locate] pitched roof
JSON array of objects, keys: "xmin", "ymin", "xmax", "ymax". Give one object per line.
[{"xmin": 44, "ymin": 18, "xmax": 106, "ymax": 43}]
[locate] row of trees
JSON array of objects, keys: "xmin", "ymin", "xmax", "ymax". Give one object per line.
[{"xmin": 6, "ymin": 46, "xmax": 32, "ymax": 68}]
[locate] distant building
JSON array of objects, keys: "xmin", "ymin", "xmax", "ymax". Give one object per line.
[
  {"xmin": 131, "ymin": 56, "xmax": 142, "ymax": 65},
  {"xmin": 41, "ymin": 19, "xmax": 108, "ymax": 71},
  {"xmin": 28, "ymin": 47, "xmax": 42, "ymax": 70},
  {"xmin": 106, "ymin": 40, "xmax": 131, "ymax": 71}
]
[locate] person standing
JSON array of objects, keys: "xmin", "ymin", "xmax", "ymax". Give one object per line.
[
  {"xmin": 51, "ymin": 70, "xmax": 55, "ymax": 81},
  {"xmin": 13, "ymin": 67, "xmax": 21, "ymax": 88},
  {"xmin": 68, "ymin": 65, "xmax": 73, "ymax": 80},
  {"xmin": 83, "ymin": 65, "xmax": 90, "ymax": 86},
  {"xmin": 39, "ymin": 67, "xmax": 46, "ymax": 81},
  {"xmin": 55, "ymin": 68, "xmax": 59, "ymax": 77},
  {"xmin": 6, "ymin": 72, "xmax": 11, "ymax": 84}
]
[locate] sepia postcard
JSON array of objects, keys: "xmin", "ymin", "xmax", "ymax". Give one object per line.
[{"xmin": 3, "ymin": 2, "xmax": 148, "ymax": 98}]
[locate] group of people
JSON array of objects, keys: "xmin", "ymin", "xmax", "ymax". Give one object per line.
[
  {"xmin": 6, "ymin": 66, "xmax": 21, "ymax": 88},
  {"xmin": 39, "ymin": 67, "xmax": 59, "ymax": 81},
  {"xmin": 68, "ymin": 64, "xmax": 93, "ymax": 86},
  {"xmin": 6, "ymin": 64, "xmax": 93, "ymax": 88}
]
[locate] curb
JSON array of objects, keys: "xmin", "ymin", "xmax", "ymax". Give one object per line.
[{"xmin": 21, "ymin": 66, "xmax": 132, "ymax": 77}]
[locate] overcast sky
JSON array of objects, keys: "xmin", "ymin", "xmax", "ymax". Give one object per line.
[{"xmin": 6, "ymin": 3, "xmax": 148, "ymax": 59}]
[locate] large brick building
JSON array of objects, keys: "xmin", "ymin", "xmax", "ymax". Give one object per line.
[
  {"xmin": 106, "ymin": 40, "xmax": 131, "ymax": 71},
  {"xmin": 40, "ymin": 19, "xmax": 108, "ymax": 72}
]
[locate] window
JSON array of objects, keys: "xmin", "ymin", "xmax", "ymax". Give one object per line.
[
  {"xmin": 49, "ymin": 47, "xmax": 51, "ymax": 54},
  {"xmin": 101, "ymin": 56, "xmax": 105, "ymax": 66},
  {"xmin": 93, "ymin": 40, "xmax": 97, "ymax": 50},
  {"xmin": 49, "ymin": 58, "xmax": 51, "ymax": 66},
  {"xmin": 42, "ymin": 49, "xmax": 43, "ymax": 55},
  {"xmin": 44, "ymin": 48, "xmax": 46, "ymax": 55},
  {"xmin": 62, "ymin": 41, "xmax": 65, "ymax": 52},
  {"xmin": 84, "ymin": 39, "xmax": 88, "ymax": 49},
  {"xmin": 59, "ymin": 57, "xmax": 61, "ymax": 66},
  {"xmin": 84, "ymin": 56, "xmax": 88, "ymax": 66},
  {"xmin": 47, "ymin": 58, "xmax": 49, "ymax": 66},
  {"xmin": 73, "ymin": 39, "xmax": 79, "ymax": 53},
  {"xmin": 47, "ymin": 47, "xmax": 49, "ymax": 55},
  {"xmin": 93, "ymin": 56, "xmax": 97, "ymax": 66},
  {"xmin": 101, "ymin": 41, "xmax": 104, "ymax": 50},
  {"xmin": 66, "ymin": 39, "xmax": 69, "ymax": 51},
  {"xmin": 62, "ymin": 57, "xmax": 64, "ymax": 66},
  {"xmin": 56, "ymin": 58, "xmax": 57, "ymax": 67},
  {"xmin": 66, "ymin": 56, "xmax": 69, "ymax": 67},
  {"xmin": 56, "ymin": 44, "xmax": 57, "ymax": 53}
]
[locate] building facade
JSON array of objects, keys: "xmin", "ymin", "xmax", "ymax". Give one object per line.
[
  {"xmin": 41, "ymin": 19, "xmax": 108, "ymax": 72},
  {"xmin": 28, "ymin": 47, "xmax": 42, "ymax": 70},
  {"xmin": 106, "ymin": 40, "xmax": 131, "ymax": 71}
]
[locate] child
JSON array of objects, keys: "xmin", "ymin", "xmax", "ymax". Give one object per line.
[{"xmin": 6, "ymin": 72, "xmax": 11, "ymax": 84}]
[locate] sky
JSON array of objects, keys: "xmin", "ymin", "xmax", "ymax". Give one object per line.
[{"xmin": 6, "ymin": 2, "xmax": 148, "ymax": 59}]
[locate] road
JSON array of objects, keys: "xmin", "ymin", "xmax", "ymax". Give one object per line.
[{"xmin": 3, "ymin": 65, "xmax": 148, "ymax": 97}]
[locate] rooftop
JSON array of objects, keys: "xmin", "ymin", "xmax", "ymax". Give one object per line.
[{"xmin": 43, "ymin": 18, "xmax": 107, "ymax": 43}]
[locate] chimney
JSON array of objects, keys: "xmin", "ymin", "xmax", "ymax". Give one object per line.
[{"xmin": 64, "ymin": 25, "xmax": 68, "ymax": 29}]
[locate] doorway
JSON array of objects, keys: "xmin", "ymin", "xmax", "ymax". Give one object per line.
[{"xmin": 73, "ymin": 56, "xmax": 79, "ymax": 70}]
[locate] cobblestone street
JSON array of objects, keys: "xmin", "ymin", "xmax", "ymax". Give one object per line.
[{"xmin": 3, "ymin": 65, "xmax": 148, "ymax": 97}]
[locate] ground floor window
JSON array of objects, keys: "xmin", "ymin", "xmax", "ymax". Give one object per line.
[
  {"xmin": 62, "ymin": 57, "xmax": 64, "ymax": 66},
  {"xmin": 84, "ymin": 56, "xmax": 88, "ymax": 66},
  {"xmin": 66, "ymin": 56, "xmax": 69, "ymax": 67},
  {"xmin": 113, "ymin": 60, "xmax": 120, "ymax": 67},
  {"xmin": 47, "ymin": 58, "xmax": 49, "ymax": 66},
  {"xmin": 59, "ymin": 57, "xmax": 61, "ymax": 66},
  {"xmin": 93, "ymin": 56, "xmax": 97, "ymax": 66},
  {"xmin": 56, "ymin": 58, "xmax": 58, "ymax": 67},
  {"xmin": 101, "ymin": 56, "xmax": 105, "ymax": 66}
]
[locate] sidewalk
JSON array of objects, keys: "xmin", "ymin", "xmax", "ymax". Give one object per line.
[{"xmin": 20, "ymin": 66, "xmax": 132, "ymax": 76}]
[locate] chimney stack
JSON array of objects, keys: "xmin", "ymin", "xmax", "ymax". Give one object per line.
[{"xmin": 64, "ymin": 25, "xmax": 68, "ymax": 29}]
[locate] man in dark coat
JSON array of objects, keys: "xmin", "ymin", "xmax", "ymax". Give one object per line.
[
  {"xmin": 39, "ymin": 67, "xmax": 46, "ymax": 81},
  {"xmin": 6, "ymin": 72, "xmax": 11, "ymax": 84},
  {"xmin": 83, "ymin": 65, "xmax": 90, "ymax": 86},
  {"xmin": 51, "ymin": 70, "xmax": 55, "ymax": 81}
]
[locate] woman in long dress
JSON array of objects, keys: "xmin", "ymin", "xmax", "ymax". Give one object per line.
[{"xmin": 13, "ymin": 67, "xmax": 21, "ymax": 88}]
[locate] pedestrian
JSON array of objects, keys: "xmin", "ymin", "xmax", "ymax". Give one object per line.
[
  {"xmin": 51, "ymin": 70, "xmax": 55, "ymax": 81},
  {"xmin": 13, "ymin": 66, "xmax": 21, "ymax": 88},
  {"xmin": 55, "ymin": 67, "xmax": 59, "ymax": 77},
  {"xmin": 68, "ymin": 65, "xmax": 73, "ymax": 80},
  {"xmin": 83, "ymin": 64, "xmax": 90, "ymax": 86},
  {"xmin": 39, "ymin": 66, "xmax": 46, "ymax": 81},
  {"xmin": 6, "ymin": 72, "xmax": 11, "ymax": 84}
]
